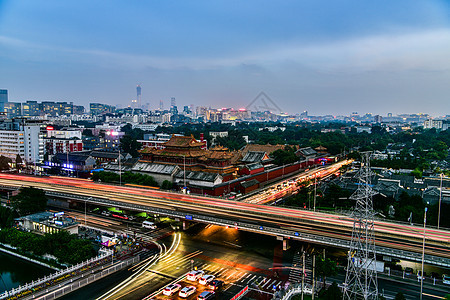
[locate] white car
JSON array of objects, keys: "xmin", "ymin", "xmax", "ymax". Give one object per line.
[
  {"xmin": 162, "ymin": 283, "xmax": 181, "ymax": 296},
  {"xmin": 179, "ymin": 286, "xmax": 196, "ymax": 298},
  {"xmin": 199, "ymin": 274, "xmax": 215, "ymax": 285},
  {"xmin": 186, "ymin": 270, "xmax": 204, "ymax": 281}
]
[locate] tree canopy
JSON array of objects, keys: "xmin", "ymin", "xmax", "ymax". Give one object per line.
[
  {"xmin": 11, "ymin": 187, "xmax": 48, "ymax": 216},
  {"xmin": 0, "ymin": 155, "xmax": 12, "ymax": 170},
  {"xmin": 120, "ymin": 123, "xmax": 144, "ymax": 158}
]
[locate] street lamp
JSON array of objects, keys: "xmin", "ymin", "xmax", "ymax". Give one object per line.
[
  {"xmin": 313, "ymin": 175, "xmax": 317, "ymax": 212},
  {"xmin": 420, "ymin": 206, "xmax": 428, "ymax": 300},
  {"xmin": 118, "ymin": 149, "xmax": 121, "ymax": 186},
  {"xmin": 183, "ymin": 155, "xmax": 186, "ymax": 189},
  {"xmin": 85, "ymin": 197, "xmax": 92, "ymax": 226},
  {"xmin": 438, "ymin": 173, "xmax": 443, "ymax": 229}
]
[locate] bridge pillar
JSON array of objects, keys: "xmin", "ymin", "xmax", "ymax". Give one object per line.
[
  {"xmin": 277, "ymin": 236, "xmax": 290, "ymax": 251},
  {"xmin": 283, "ymin": 238, "xmax": 290, "ymax": 251},
  {"xmin": 182, "ymin": 221, "xmax": 189, "ymax": 231}
]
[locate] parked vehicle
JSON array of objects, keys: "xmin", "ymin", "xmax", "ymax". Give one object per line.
[
  {"xmin": 443, "ymin": 274, "xmax": 450, "ymax": 285},
  {"xmin": 179, "ymin": 286, "xmax": 196, "ymax": 298},
  {"xmin": 404, "ymin": 267, "xmax": 413, "ymax": 276},
  {"xmin": 163, "ymin": 283, "xmax": 181, "ymax": 296},
  {"xmin": 199, "ymin": 274, "xmax": 215, "ymax": 285},
  {"xmin": 142, "ymin": 220, "xmax": 157, "ymax": 229},
  {"xmin": 187, "ymin": 270, "xmax": 204, "ymax": 281},
  {"xmin": 197, "ymin": 291, "xmax": 215, "ymax": 300},
  {"xmin": 208, "ymin": 280, "xmax": 224, "ymax": 291}
]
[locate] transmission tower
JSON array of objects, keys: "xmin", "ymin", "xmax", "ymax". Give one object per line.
[{"xmin": 344, "ymin": 152, "xmax": 378, "ymax": 300}]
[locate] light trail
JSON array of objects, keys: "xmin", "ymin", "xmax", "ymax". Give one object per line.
[{"xmin": 0, "ymin": 174, "xmax": 449, "ymax": 259}]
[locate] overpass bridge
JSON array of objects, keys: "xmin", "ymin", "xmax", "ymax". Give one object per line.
[{"xmin": 1, "ymin": 174, "xmax": 449, "ymax": 268}]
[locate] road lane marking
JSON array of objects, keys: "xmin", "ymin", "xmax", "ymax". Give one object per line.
[
  {"xmin": 261, "ymin": 278, "xmax": 272, "ymax": 289},
  {"xmin": 226, "ymin": 271, "xmax": 238, "ymax": 280},
  {"xmin": 236, "ymin": 272, "xmax": 247, "ymax": 281},
  {"xmin": 247, "ymin": 274, "xmax": 257, "ymax": 283},
  {"xmin": 214, "ymin": 267, "xmax": 225, "ymax": 276},
  {"xmin": 208, "ymin": 265, "xmax": 220, "ymax": 273}
]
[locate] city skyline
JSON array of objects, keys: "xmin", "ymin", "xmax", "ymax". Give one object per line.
[{"xmin": 1, "ymin": 1, "xmax": 450, "ymax": 115}]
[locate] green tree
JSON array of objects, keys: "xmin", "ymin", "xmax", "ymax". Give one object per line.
[
  {"xmin": 11, "ymin": 187, "xmax": 48, "ymax": 215},
  {"xmin": 215, "ymin": 130, "xmax": 247, "ymax": 150},
  {"xmin": 395, "ymin": 292, "xmax": 406, "ymax": 300},
  {"xmin": 16, "ymin": 154, "xmax": 23, "ymax": 170},
  {"xmin": 271, "ymin": 146, "xmax": 298, "ymax": 166},
  {"xmin": 321, "ymin": 184, "xmax": 352, "ymax": 209},
  {"xmin": 315, "ymin": 257, "xmax": 338, "ymax": 283},
  {"xmin": 83, "ymin": 129, "xmax": 93, "ymax": 137},
  {"xmin": 318, "ymin": 281, "xmax": 342, "ymax": 300},
  {"xmin": 411, "ymin": 168, "xmax": 422, "ymax": 179},
  {"xmin": 0, "ymin": 206, "xmax": 17, "ymax": 228},
  {"xmin": 0, "ymin": 155, "xmax": 12, "ymax": 170},
  {"xmin": 120, "ymin": 135, "xmax": 142, "ymax": 158},
  {"xmin": 161, "ymin": 180, "xmax": 173, "ymax": 190}
]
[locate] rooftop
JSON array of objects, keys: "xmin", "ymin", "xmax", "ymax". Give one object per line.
[
  {"xmin": 175, "ymin": 170, "xmax": 222, "ymax": 182},
  {"xmin": 131, "ymin": 162, "xmax": 179, "ymax": 175},
  {"xmin": 241, "ymin": 151, "xmax": 269, "ymax": 163},
  {"xmin": 17, "ymin": 211, "xmax": 78, "ymax": 229}
]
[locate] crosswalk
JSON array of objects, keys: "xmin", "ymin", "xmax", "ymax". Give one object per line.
[
  {"xmin": 123, "ymin": 227, "xmax": 173, "ymax": 244},
  {"xmin": 289, "ymin": 251, "xmax": 303, "ymax": 283},
  {"xmin": 288, "ymin": 250, "xmax": 313, "ymax": 285},
  {"xmin": 149, "ymin": 250, "xmax": 286, "ymax": 295}
]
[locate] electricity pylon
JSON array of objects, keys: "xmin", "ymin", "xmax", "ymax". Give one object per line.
[{"xmin": 343, "ymin": 152, "xmax": 378, "ymax": 299}]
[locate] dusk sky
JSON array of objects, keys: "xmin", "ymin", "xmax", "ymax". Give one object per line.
[{"xmin": 1, "ymin": 0, "xmax": 449, "ymax": 116}]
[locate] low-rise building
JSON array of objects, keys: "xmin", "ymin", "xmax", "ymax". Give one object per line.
[{"xmin": 15, "ymin": 211, "xmax": 78, "ymax": 235}]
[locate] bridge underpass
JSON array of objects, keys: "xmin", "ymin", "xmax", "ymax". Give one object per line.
[{"xmin": 2, "ymin": 182, "xmax": 448, "ymax": 268}]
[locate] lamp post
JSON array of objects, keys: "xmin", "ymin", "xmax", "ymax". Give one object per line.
[
  {"xmin": 85, "ymin": 197, "xmax": 92, "ymax": 226},
  {"xmin": 420, "ymin": 206, "xmax": 428, "ymax": 300},
  {"xmin": 183, "ymin": 155, "xmax": 186, "ymax": 189},
  {"xmin": 301, "ymin": 251, "xmax": 305, "ymax": 300},
  {"xmin": 118, "ymin": 149, "xmax": 121, "ymax": 186},
  {"xmin": 313, "ymin": 175, "xmax": 317, "ymax": 212},
  {"xmin": 438, "ymin": 173, "xmax": 443, "ymax": 229},
  {"xmin": 66, "ymin": 150, "xmax": 69, "ymax": 176}
]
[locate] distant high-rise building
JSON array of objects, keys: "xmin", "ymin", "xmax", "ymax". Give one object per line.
[
  {"xmin": 73, "ymin": 105, "xmax": 85, "ymax": 115},
  {"xmin": 374, "ymin": 115, "xmax": 382, "ymax": 123},
  {"xmin": 4, "ymin": 102, "xmax": 22, "ymax": 118},
  {"xmin": 171, "ymin": 97, "xmax": 176, "ymax": 107},
  {"xmin": 159, "ymin": 100, "xmax": 164, "ymax": 110},
  {"xmin": 136, "ymin": 84, "xmax": 142, "ymax": 109},
  {"xmin": 22, "ymin": 101, "xmax": 41, "ymax": 117},
  {"xmin": 90, "ymin": 103, "xmax": 115, "ymax": 115},
  {"xmin": 0, "ymin": 89, "xmax": 8, "ymax": 113},
  {"xmin": 170, "ymin": 105, "xmax": 178, "ymax": 115},
  {"xmin": 41, "ymin": 101, "xmax": 73, "ymax": 116}
]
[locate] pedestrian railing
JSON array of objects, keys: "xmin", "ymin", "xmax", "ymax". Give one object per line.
[{"xmin": 0, "ymin": 250, "xmax": 113, "ymax": 300}]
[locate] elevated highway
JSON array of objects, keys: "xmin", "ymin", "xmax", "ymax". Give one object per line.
[{"xmin": 1, "ymin": 174, "xmax": 449, "ymax": 267}]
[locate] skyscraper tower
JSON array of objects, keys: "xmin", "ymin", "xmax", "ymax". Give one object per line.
[
  {"xmin": 160, "ymin": 99, "xmax": 164, "ymax": 110},
  {"xmin": 0, "ymin": 89, "xmax": 8, "ymax": 113},
  {"xmin": 171, "ymin": 97, "xmax": 176, "ymax": 107},
  {"xmin": 136, "ymin": 85, "xmax": 142, "ymax": 109},
  {"xmin": 344, "ymin": 152, "xmax": 378, "ymax": 300}
]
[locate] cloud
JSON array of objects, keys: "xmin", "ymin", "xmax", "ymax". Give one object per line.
[{"xmin": 2, "ymin": 28, "xmax": 450, "ymax": 73}]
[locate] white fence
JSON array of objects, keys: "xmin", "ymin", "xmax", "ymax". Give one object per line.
[
  {"xmin": 32, "ymin": 256, "xmax": 140, "ymax": 300},
  {"xmin": 0, "ymin": 250, "xmax": 113, "ymax": 300}
]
